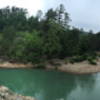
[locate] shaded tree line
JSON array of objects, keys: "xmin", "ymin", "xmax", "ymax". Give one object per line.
[{"xmin": 0, "ymin": 4, "xmax": 100, "ymax": 63}]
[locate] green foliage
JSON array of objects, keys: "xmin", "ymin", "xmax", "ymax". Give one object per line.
[
  {"xmin": 70, "ymin": 56, "xmax": 86, "ymax": 63},
  {"xmin": 43, "ymin": 21, "xmax": 62, "ymax": 58},
  {"xmin": 86, "ymin": 53, "xmax": 97, "ymax": 65},
  {"xmin": 45, "ymin": 9, "xmax": 57, "ymax": 21},
  {"xmin": 49, "ymin": 60, "xmax": 61, "ymax": 66},
  {"xmin": 0, "ymin": 6, "xmax": 27, "ymax": 32},
  {"xmin": 0, "ymin": 4, "xmax": 100, "ymax": 64},
  {"xmin": 36, "ymin": 63, "xmax": 46, "ymax": 69},
  {"xmin": 64, "ymin": 59, "xmax": 68, "ymax": 64},
  {"xmin": 87, "ymin": 57, "xmax": 97, "ymax": 65},
  {"xmin": 69, "ymin": 58, "xmax": 75, "ymax": 64},
  {"xmin": 10, "ymin": 31, "xmax": 43, "ymax": 63},
  {"xmin": 69, "ymin": 56, "xmax": 83, "ymax": 64}
]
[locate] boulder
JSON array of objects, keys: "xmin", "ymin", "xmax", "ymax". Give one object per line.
[{"xmin": 0, "ymin": 86, "xmax": 36, "ymax": 100}]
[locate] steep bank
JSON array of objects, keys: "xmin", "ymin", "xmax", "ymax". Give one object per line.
[{"xmin": 0, "ymin": 86, "xmax": 36, "ymax": 100}]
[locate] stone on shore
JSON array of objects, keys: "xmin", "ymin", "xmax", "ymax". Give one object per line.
[{"xmin": 0, "ymin": 86, "xmax": 36, "ymax": 100}]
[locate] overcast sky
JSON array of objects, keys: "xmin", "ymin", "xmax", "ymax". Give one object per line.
[{"xmin": 0, "ymin": 0, "xmax": 100, "ymax": 32}]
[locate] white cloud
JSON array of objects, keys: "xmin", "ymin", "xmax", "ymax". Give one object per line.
[
  {"xmin": 0, "ymin": 0, "xmax": 100, "ymax": 32},
  {"xmin": 0, "ymin": 0, "xmax": 44, "ymax": 15},
  {"xmin": 43, "ymin": 0, "xmax": 100, "ymax": 32}
]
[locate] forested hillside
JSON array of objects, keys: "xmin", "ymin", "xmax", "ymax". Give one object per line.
[{"xmin": 0, "ymin": 4, "xmax": 100, "ymax": 63}]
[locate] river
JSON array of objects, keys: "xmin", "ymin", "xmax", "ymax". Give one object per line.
[{"xmin": 0, "ymin": 69, "xmax": 99, "ymax": 100}]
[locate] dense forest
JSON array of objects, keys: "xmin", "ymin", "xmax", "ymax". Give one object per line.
[{"xmin": 0, "ymin": 4, "xmax": 100, "ymax": 64}]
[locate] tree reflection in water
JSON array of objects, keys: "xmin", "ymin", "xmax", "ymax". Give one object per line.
[
  {"xmin": 28, "ymin": 71, "xmax": 96, "ymax": 100},
  {"xmin": 75, "ymin": 74, "xmax": 96, "ymax": 91},
  {"xmin": 0, "ymin": 69, "xmax": 96, "ymax": 100}
]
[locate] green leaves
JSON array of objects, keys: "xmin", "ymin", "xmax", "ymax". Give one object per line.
[
  {"xmin": 10, "ymin": 31, "xmax": 43, "ymax": 63},
  {"xmin": 0, "ymin": 4, "xmax": 99, "ymax": 64}
]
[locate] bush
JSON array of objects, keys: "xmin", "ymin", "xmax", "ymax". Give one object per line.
[
  {"xmin": 49, "ymin": 60, "xmax": 61, "ymax": 70},
  {"xmin": 69, "ymin": 58, "xmax": 75, "ymax": 64},
  {"xmin": 9, "ymin": 31, "xmax": 44, "ymax": 63},
  {"xmin": 74, "ymin": 56, "xmax": 84, "ymax": 62},
  {"xmin": 49, "ymin": 60, "xmax": 61, "ymax": 65},
  {"xmin": 69, "ymin": 55, "xmax": 86, "ymax": 64},
  {"xmin": 64, "ymin": 59, "xmax": 68, "ymax": 64},
  {"xmin": 36, "ymin": 63, "xmax": 46, "ymax": 69},
  {"xmin": 87, "ymin": 57, "xmax": 97, "ymax": 65},
  {"xmin": 53, "ymin": 63, "xmax": 61, "ymax": 67},
  {"xmin": 88, "ymin": 60, "xmax": 97, "ymax": 65},
  {"xmin": 53, "ymin": 63, "xmax": 61, "ymax": 70}
]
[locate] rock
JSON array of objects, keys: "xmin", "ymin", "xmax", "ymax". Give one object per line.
[{"xmin": 0, "ymin": 86, "xmax": 36, "ymax": 100}]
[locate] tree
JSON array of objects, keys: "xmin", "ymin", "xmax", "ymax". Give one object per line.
[
  {"xmin": 36, "ymin": 10, "xmax": 43, "ymax": 21},
  {"xmin": 1, "ymin": 26, "xmax": 17, "ymax": 56},
  {"xmin": 45, "ymin": 9, "xmax": 57, "ymax": 21},
  {"xmin": 10, "ymin": 31, "xmax": 43, "ymax": 63},
  {"xmin": 56, "ymin": 4, "xmax": 70, "ymax": 28},
  {"xmin": 43, "ymin": 21, "xmax": 62, "ymax": 58},
  {"xmin": 0, "ymin": 6, "xmax": 27, "ymax": 32},
  {"xmin": 28, "ymin": 16, "xmax": 39, "ymax": 31},
  {"xmin": 56, "ymin": 4, "xmax": 65, "ymax": 24},
  {"xmin": 0, "ymin": 4, "xmax": 99, "ymax": 64}
]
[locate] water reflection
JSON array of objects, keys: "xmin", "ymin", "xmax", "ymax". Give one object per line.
[
  {"xmin": 75, "ymin": 74, "xmax": 96, "ymax": 91},
  {"xmin": 67, "ymin": 74, "xmax": 96, "ymax": 100},
  {"xmin": 0, "ymin": 69, "xmax": 97, "ymax": 100}
]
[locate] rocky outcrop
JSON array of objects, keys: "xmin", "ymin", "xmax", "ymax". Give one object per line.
[{"xmin": 0, "ymin": 86, "xmax": 36, "ymax": 100}]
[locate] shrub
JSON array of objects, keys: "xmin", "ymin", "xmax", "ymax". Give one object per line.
[
  {"xmin": 36, "ymin": 63, "xmax": 46, "ymax": 69},
  {"xmin": 64, "ymin": 59, "xmax": 68, "ymax": 64},
  {"xmin": 53, "ymin": 63, "xmax": 61, "ymax": 70},
  {"xmin": 9, "ymin": 31, "xmax": 44, "ymax": 63},
  {"xmin": 49, "ymin": 60, "xmax": 61, "ymax": 70},
  {"xmin": 69, "ymin": 55, "xmax": 86, "ymax": 63},
  {"xmin": 87, "ymin": 57, "xmax": 97, "ymax": 65},
  {"xmin": 53, "ymin": 63, "xmax": 61, "ymax": 67},
  {"xmin": 88, "ymin": 60, "xmax": 97, "ymax": 65},
  {"xmin": 74, "ymin": 56, "xmax": 84, "ymax": 62},
  {"xmin": 69, "ymin": 58, "xmax": 75, "ymax": 64}
]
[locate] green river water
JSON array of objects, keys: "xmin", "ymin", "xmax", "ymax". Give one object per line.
[{"xmin": 0, "ymin": 69, "xmax": 100, "ymax": 100}]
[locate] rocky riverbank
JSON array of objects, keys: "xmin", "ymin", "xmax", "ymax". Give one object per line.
[
  {"xmin": 45, "ymin": 59, "xmax": 100, "ymax": 74},
  {"xmin": 0, "ymin": 61, "xmax": 33, "ymax": 68},
  {"xmin": 0, "ymin": 59, "xmax": 100, "ymax": 74},
  {"xmin": 0, "ymin": 86, "xmax": 36, "ymax": 100}
]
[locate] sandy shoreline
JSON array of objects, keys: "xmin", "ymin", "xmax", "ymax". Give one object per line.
[
  {"xmin": 0, "ymin": 62, "xmax": 33, "ymax": 68},
  {"xmin": 58, "ymin": 63, "xmax": 100, "ymax": 74},
  {"xmin": 0, "ymin": 60, "xmax": 100, "ymax": 74}
]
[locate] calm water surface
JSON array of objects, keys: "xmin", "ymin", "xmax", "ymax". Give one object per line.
[{"xmin": 0, "ymin": 69, "xmax": 100, "ymax": 100}]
